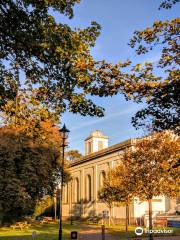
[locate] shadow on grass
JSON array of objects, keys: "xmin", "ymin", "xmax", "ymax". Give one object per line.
[
  {"xmin": 0, "ymin": 234, "xmax": 58, "ymax": 240},
  {"xmin": 0, "ymin": 223, "xmax": 80, "ymax": 240},
  {"xmin": 0, "ymin": 232, "xmax": 72, "ymax": 240}
]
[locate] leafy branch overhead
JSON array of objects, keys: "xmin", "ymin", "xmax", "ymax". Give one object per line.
[
  {"xmin": 0, "ymin": 0, "xmax": 129, "ymax": 117},
  {"xmin": 1, "ymin": 0, "xmax": 179, "ymax": 134},
  {"xmin": 127, "ymin": 2, "xmax": 180, "ymax": 133},
  {"xmin": 159, "ymin": 0, "xmax": 180, "ymax": 9}
]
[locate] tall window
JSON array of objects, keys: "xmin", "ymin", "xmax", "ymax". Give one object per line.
[
  {"xmin": 63, "ymin": 184, "xmax": 68, "ymax": 203},
  {"xmin": 86, "ymin": 175, "xmax": 92, "ymax": 201},
  {"xmin": 88, "ymin": 142, "xmax": 92, "ymax": 154},
  {"xmin": 66, "ymin": 184, "xmax": 68, "ymax": 203},
  {"xmin": 98, "ymin": 141, "xmax": 103, "ymax": 151},
  {"xmin": 99, "ymin": 171, "xmax": 106, "ymax": 189},
  {"xmin": 74, "ymin": 177, "xmax": 80, "ymax": 203}
]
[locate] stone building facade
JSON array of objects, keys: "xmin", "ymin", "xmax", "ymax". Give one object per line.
[{"xmin": 62, "ymin": 130, "xmax": 177, "ymax": 223}]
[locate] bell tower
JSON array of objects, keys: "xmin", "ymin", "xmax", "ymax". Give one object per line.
[{"xmin": 85, "ymin": 130, "xmax": 108, "ymax": 155}]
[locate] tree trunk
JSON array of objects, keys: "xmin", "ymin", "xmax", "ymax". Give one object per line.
[
  {"xmin": 125, "ymin": 204, "xmax": 129, "ymax": 232},
  {"xmin": 54, "ymin": 194, "xmax": 57, "ymax": 220},
  {"xmin": 148, "ymin": 198, "xmax": 153, "ymax": 240},
  {"xmin": 109, "ymin": 207, "xmax": 112, "ymax": 226}
]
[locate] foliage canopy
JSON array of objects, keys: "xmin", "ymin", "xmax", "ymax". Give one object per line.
[
  {"xmin": 128, "ymin": 131, "xmax": 180, "ymax": 200},
  {"xmin": 66, "ymin": 150, "xmax": 83, "ymax": 161},
  {"xmin": 126, "ymin": 1, "xmax": 180, "ymax": 133},
  {"xmin": 0, "ymin": 0, "xmax": 129, "ymax": 118},
  {"xmin": 0, "ymin": 123, "xmax": 63, "ymax": 223}
]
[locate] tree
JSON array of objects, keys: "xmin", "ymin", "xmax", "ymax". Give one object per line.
[
  {"xmin": 66, "ymin": 150, "xmax": 83, "ymax": 161},
  {"xmin": 106, "ymin": 163, "xmax": 135, "ymax": 232},
  {"xmin": 1, "ymin": 90, "xmax": 59, "ymax": 140},
  {"xmin": 98, "ymin": 186, "xmax": 117, "ymax": 226},
  {"xmin": 0, "ymin": 92, "xmax": 73, "ymax": 223},
  {"xmin": 99, "ymin": 162, "xmax": 134, "ymax": 229},
  {"xmin": 124, "ymin": 1, "xmax": 180, "ymax": 134},
  {"xmin": 0, "ymin": 124, "xmax": 62, "ymax": 223},
  {"xmin": 0, "ymin": 92, "xmax": 72, "ymax": 224},
  {"xmin": 128, "ymin": 131, "xmax": 180, "ymax": 240},
  {"xmin": 0, "ymin": 0, "xmax": 130, "ymax": 118},
  {"xmin": 33, "ymin": 195, "xmax": 54, "ymax": 219},
  {"xmin": 1, "ymin": 0, "xmax": 179, "ymax": 127}
]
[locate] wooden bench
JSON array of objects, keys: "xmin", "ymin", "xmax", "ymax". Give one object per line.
[
  {"xmin": 40, "ymin": 216, "xmax": 53, "ymax": 224},
  {"xmin": 154, "ymin": 218, "xmax": 167, "ymax": 227},
  {"xmin": 10, "ymin": 221, "xmax": 31, "ymax": 230},
  {"xmin": 87, "ymin": 217, "xmax": 100, "ymax": 224}
]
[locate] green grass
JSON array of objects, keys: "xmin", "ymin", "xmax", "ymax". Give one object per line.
[
  {"xmin": 0, "ymin": 222, "xmax": 80, "ymax": 240},
  {"xmin": 0, "ymin": 222, "xmax": 180, "ymax": 239}
]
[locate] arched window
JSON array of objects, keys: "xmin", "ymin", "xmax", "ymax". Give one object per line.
[
  {"xmin": 99, "ymin": 171, "xmax": 106, "ymax": 189},
  {"xmin": 74, "ymin": 177, "xmax": 80, "ymax": 203},
  {"xmin": 86, "ymin": 175, "xmax": 92, "ymax": 201}
]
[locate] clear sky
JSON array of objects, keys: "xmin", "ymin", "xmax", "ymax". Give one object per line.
[{"xmin": 56, "ymin": 0, "xmax": 179, "ymax": 154}]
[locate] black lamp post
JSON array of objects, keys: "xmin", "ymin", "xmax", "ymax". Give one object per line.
[{"xmin": 59, "ymin": 124, "xmax": 70, "ymax": 240}]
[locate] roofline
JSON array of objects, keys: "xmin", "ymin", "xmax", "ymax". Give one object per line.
[
  {"xmin": 85, "ymin": 135, "xmax": 109, "ymax": 141},
  {"xmin": 69, "ymin": 139, "xmax": 133, "ymax": 167}
]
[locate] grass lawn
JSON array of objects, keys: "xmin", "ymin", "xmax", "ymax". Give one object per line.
[
  {"xmin": 106, "ymin": 224, "xmax": 180, "ymax": 238},
  {"xmin": 0, "ymin": 222, "xmax": 80, "ymax": 240},
  {"xmin": 0, "ymin": 222, "xmax": 180, "ymax": 239}
]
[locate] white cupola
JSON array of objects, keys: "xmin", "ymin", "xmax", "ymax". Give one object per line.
[{"xmin": 85, "ymin": 130, "xmax": 108, "ymax": 155}]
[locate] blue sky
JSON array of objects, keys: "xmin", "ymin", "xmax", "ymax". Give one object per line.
[{"xmin": 56, "ymin": 0, "xmax": 179, "ymax": 154}]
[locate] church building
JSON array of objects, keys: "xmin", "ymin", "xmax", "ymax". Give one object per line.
[{"xmin": 62, "ymin": 130, "xmax": 177, "ymax": 223}]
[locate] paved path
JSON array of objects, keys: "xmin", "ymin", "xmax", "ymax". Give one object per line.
[{"xmin": 79, "ymin": 225, "xmax": 120, "ymax": 240}]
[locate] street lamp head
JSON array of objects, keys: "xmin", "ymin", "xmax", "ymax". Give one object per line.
[{"xmin": 60, "ymin": 124, "xmax": 70, "ymax": 139}]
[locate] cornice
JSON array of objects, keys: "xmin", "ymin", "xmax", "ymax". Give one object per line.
[{"xmin": 69, "ymin": 139, "xmax": 133, "ymax": 167}]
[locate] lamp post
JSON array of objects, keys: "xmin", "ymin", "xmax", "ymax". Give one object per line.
[{"xmin": 59, "ymin": 124, "xmax": 70, "ymax": 240}]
